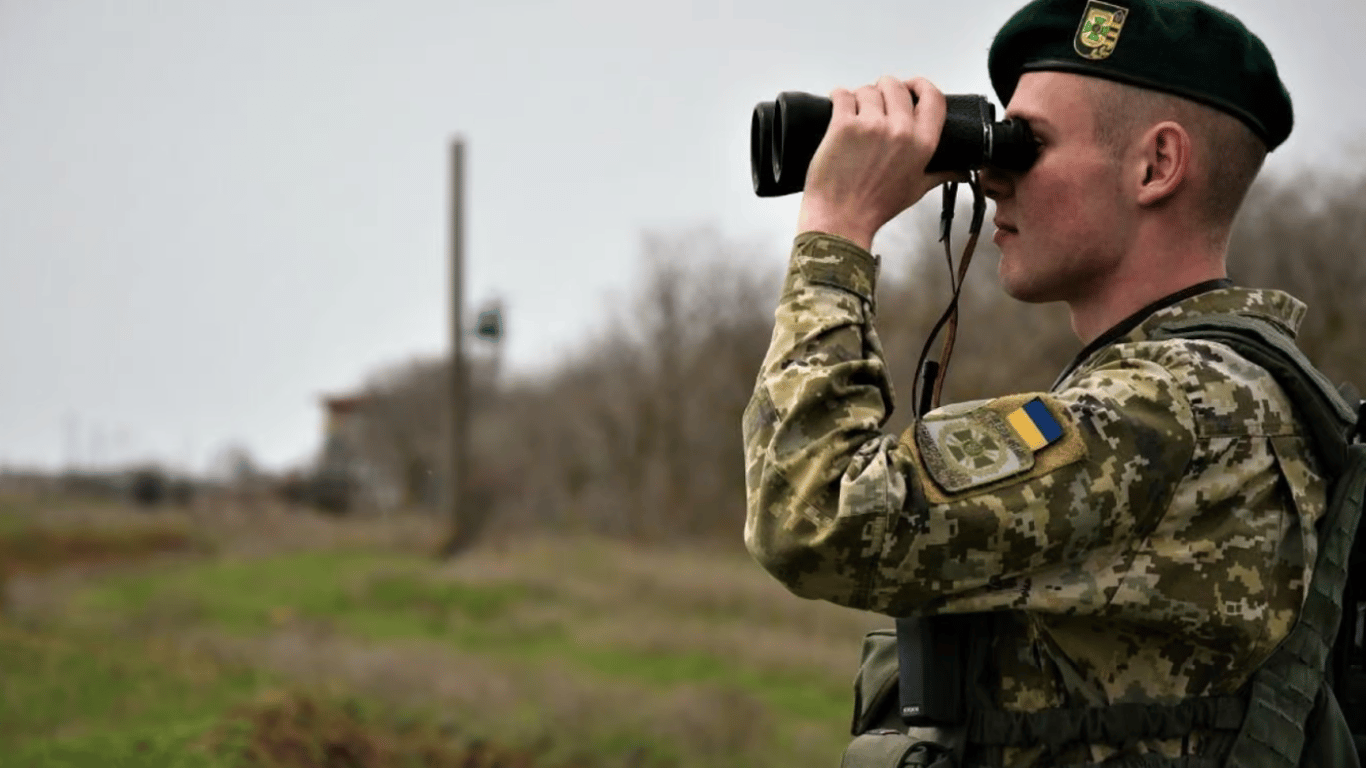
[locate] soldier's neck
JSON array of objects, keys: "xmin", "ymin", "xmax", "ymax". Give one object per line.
[{"xmin": 1067, "ymin": 244, "xmax": 1228, "ymax": 345}]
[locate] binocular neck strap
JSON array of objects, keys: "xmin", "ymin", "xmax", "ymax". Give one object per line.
[{"xmin": 915, "ymin": 175, "xmax": 988, "ymax": 419}]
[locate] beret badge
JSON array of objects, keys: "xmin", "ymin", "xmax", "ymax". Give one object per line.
[{"xmin": 1074, "ymin": 1, "xmax": 1128, "ymax": 60}]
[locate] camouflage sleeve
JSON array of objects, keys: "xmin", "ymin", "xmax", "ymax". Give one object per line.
[{"xmin": 742, "ymin": 232, "xmax": 1198, "ymax": 616}]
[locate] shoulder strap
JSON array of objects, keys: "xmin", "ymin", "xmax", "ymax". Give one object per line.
[
  {"xmin": 1149, "ymin": 314, "xmax": 1357, "ymax": 474},
  {"xmin": 1151, "ymin": 314, "xmax": 1366, "ymax": 767}
]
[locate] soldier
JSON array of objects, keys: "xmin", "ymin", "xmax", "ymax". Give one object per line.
[{"xmin": 741, "ymin": 1, "xmax": 1341, "ymax": 765}]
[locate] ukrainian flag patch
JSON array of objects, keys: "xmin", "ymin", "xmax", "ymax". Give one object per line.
[
  {"xmin": 1006, "ymin": 398, "xmax": 1063, "ymax": 451},
  {"xmin": 909, "ymin": 396, "xmax": 1085, "ymax": 499}
]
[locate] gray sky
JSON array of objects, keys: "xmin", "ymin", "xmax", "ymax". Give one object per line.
[{"xmin": 2, "ymin": 0, "xmax": 1363, "ymax": 474}]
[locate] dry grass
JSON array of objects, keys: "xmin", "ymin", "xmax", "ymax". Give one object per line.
[
  {"xmin": 182, "ymin": 627, "xmax": 774, "ymax": 765},
  {"xmin": 180, "ymin": 495, "xmax": 448, "ymax": 559},
  {"xmin": 0, "ymin": 489, "xmax": 447, "ymax": 559},
  {"xmin": 436, "ymin": 536, "xmax": 886, "ymax": 641}
]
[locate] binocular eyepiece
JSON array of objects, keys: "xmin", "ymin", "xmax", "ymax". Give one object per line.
[{"xmin": 751, "ymin": 92, "xmax": 1038, "ymax": 197}]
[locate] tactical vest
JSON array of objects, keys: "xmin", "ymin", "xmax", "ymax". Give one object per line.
[{"xmin": 843, "ymin": 315, "xmax": 1366, "ymax": 768}]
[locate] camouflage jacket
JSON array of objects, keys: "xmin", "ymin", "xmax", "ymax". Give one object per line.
[{"xmin": 742, "ymin": 232, "xmax": 1326, "ymax": 766}]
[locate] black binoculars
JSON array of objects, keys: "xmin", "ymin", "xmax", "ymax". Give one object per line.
[{"xmin": 751, "ymin": 91, "xmax": 1038, "ymax": 197}]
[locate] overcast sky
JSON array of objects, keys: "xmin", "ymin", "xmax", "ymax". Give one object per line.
[{"xmin": 2, "ymin": 0, "xmax": 1363, "ymax": 474}]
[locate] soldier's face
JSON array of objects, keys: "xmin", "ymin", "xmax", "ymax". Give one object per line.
[{"xmin": 982, "ymin": 71, "xmax": 1129, "ymax": 304}]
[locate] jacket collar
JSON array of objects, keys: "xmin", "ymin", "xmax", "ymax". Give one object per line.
[{"xmin": 1052, "ymin": 280, "xmax": 1308, "ymax": 388}]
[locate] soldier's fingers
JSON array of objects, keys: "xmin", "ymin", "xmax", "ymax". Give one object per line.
[
  {"xmin": 854, "ymin": 84, "xmax": 885, "ymax": 117},
  {"xmin": 905, "ymin": 77, "xmax": 947, "ymax": 155},
  {"xmin": 829, "ymin": 87, "xmax": 856, "ymax": 120},
  {"xmin": 879, "ymin": 75, "xmax": 916, "ymax": 129}
]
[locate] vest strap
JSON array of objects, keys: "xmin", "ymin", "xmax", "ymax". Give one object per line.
[
  {"xmin": 960, "ymin": 747, "xmax": 1227, "ymax": 767},
  {"xmin": 967, "ymin": 696, "xmax": 1245, "ymax": 751}
]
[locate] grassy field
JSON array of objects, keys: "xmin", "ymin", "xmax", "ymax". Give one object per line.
[{"xmin": 0, "ymin": 492, "xmax": 887, "ymax": 767}]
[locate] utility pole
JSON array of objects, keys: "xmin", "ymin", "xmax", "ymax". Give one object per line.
[
  {"xmin": 442, "ymin": 138, "xmax": 469, "ymax": 556},
  {"xmin": 64, "ymin": 413, "xmax": 78, "ymax": 473}
]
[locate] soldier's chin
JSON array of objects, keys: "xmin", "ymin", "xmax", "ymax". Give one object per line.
[{"xmin": 998, "ymin": 260, "xmax": 1056, "ymax": 304}]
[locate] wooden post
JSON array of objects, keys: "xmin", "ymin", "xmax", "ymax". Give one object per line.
[{"xmin": 444, "ymin": 138, "xmax": 468, "ymax": 553}]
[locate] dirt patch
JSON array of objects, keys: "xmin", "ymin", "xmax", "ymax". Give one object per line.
[
  {"xmin": 0, "ymin": 522, "xmax": 210, "ymax": 613},
  {"xmin": 0, "ymin": 526, "xmax": 204, "ymax": 578},
  {"xmin": 200, "ymin": 688, "xmax": 659, "ymax": 768}
]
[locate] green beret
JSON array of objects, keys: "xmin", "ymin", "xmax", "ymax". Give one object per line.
[{"xmin": 988, "ymin": 0, "xmax": 1293, "ymax": 150}]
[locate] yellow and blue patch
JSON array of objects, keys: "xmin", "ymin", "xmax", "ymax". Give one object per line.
[
  {"xmin": 1006, "ymin": 398, "xmax": 1064, "ymax": 451},
  {"xmin": 913, "ymin": 396, "xmax": 1070, "ymax": 495}
]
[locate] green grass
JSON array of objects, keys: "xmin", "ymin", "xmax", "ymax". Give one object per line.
[
  {"xmin": 2, "ymin": 618, "xmax": 677, "ymax": 768},
  {"xmin": 568, "ymin": 646, "xmax": 847, "ymax": 722},
  {"xmin": 361, "ymin": 571, "xmax": 532, "ymax": 620},
  {"xmin": 1, "ymin": 501, "xmax": 866, "ymax": 768},
  {"xmin": 6, "ymin": 722, "xmax": 226, "ymax": 768},
  {"xmin": 70, "ymin": 549, "xmax": 853, "ymax": 726},
  {"xmin": 0, "ymin": 618, "xmax": 676, "ymax": 768},
  {"xmin": 0, "ymin": 622, "xmax": 272, "ymax": 766}
]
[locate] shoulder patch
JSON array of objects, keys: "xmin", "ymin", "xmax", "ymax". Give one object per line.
[
  {"xmin": 916, "ymin": 408, "xmax": 1034, "ymax": 493},
  {"xmin": 912, "ymin": 396, "xmax": 1081, "ymax": 498}
]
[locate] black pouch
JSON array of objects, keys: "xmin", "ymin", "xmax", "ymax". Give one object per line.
[{"xmin": 896, "ymin": 615, "xmax": 968, "ymax": 727}]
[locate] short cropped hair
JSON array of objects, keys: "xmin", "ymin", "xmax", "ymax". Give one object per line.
[{"xmin": 1083, "ymin": 78, "xmax": 1267, "ymax": 241}]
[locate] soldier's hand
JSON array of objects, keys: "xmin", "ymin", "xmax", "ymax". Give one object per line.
[{"xmin": 797, "ymin": 76, "xmax": 965, "ymax": 250}]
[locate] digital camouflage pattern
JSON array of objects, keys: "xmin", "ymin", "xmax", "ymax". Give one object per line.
[{"xmin": 742, "ymin": 232, "xmax": 1326, "ymax": 766}]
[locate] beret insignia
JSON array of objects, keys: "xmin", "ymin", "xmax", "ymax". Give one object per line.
[{"xmin": 1074, "ymin": 1, "xmax": 1128, "ymax": 60}]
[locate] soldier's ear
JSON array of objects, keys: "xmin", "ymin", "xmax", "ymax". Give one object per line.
[{"xmin": 1134, "ymin": 121, "xmax": 1191, "ymax": 207}]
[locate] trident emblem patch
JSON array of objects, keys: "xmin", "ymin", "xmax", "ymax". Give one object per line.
[{"xmin": 1074, "ymin": 1, "xmax": 1128, "ymax": 60}]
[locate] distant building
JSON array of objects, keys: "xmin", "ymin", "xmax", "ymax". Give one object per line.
[
  {"xmin": 322, "ymin": 395, "xmax": 368, "ymax": 457},
  {"xmin": 315, "ymin": 394, "xmax": 401, "ymax": 514}
]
